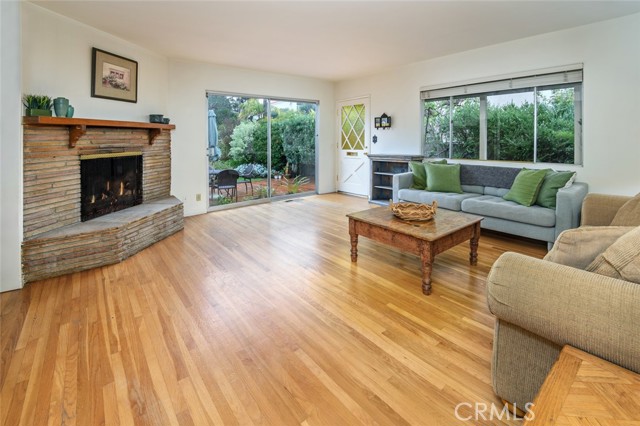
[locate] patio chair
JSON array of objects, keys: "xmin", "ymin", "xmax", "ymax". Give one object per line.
[
  {"xmin": 212, "ymin": 169, "xmax": 239, "ymax": 201},
  {"xmin": 239, "ymin": 164, "xmax": 254, "ymax": 195}
]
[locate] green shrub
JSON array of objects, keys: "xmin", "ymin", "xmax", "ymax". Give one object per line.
[{"xmin": 281, "ymin": 114, "xmax": 315, "ymax": 175}]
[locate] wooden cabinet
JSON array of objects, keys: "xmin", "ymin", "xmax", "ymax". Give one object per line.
[{"xmin": 368, "ymin": 154, "xmax": 423, "ymax": 205}]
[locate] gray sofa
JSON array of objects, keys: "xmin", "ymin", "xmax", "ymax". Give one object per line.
[{"xmin": 392, "ymin": 164, "xmax": 588, "ymax": 247}]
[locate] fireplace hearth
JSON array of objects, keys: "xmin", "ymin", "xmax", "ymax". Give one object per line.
[{"xmin": 80, "ymin": 152, "xmax": 143, "ymax": 221}]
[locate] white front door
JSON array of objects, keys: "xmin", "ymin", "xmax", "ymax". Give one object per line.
[{"xmin": 337, "ymin": 98, "xmax": 370, "ymax": 196}]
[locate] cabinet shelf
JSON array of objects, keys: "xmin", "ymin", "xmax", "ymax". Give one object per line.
[
  {"xmin": 22, "ymin": 116, "xmax": 176, "ymax": 148},
  {"xmin": 368, "ymin": 154, "xmax": 423, "ymax": 205}
]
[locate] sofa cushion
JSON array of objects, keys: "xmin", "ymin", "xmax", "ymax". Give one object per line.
[
  {"xmin": 503, "ymin": 168, "xmax": 549, "ymax": 207},
  {"xmin": 587, "ymin": 226, "xmax": 640, "ymax": 283},
  {"xmin": 544, "ymin": 226, "xmax": 634, "ymax": 270},
  {"xmin": 409, "ymin": 161, "xmax": 427, "ymax": 190},
  {"xmin": 397, "ymin": 189, "xmax": 480, "ymax": 211},
  {"xmin": 461, "ymin": 184, "xmax": 484, "ymax": 194},
  {"xmin": 397, "ymin": 189, "xmax": 425, "ymax": 204},
  {"xmin": 409, "ymin": 159, "xmax": 448, "ymax": 190},
  {"xmin": 484, "ymin": 186, "xmax": 509, "ymax": 197},
  {"xmin": 610, "ymin": 193, "xmax": 640, "ymax": 226},
  {"xmin": 461, "ymin": 195, "xmax": 556, "ymax": 227},
  {"xmin": 426, "ymin": 163, "xmax": 463, "ymax": 193},
  {"xmin": 536, "ymin": 170, "xmax": 576, "ymax": 209}
]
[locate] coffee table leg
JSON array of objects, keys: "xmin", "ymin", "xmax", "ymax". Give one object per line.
[
  {"xmin": 469, "ymin": 222, "xmax": 480, "ymax": 265},
  {"xmin": 420, "ymin": 242, "xmax": 435, "ymax": 295},
  {"xmin": 349, "ymin": 218, "xmax": 358, "ymax": 262}
]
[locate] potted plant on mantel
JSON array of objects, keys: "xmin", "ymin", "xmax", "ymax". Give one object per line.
[{"xmin": 23, "ymin": 94, "xmax": 53, "ymax": 117}]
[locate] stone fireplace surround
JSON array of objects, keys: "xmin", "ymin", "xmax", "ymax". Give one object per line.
[{"xmin": 21, "ymin": 119, "xmax": 184, "ymax": 283}]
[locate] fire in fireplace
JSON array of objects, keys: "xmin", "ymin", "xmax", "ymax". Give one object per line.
[{"xmin": 80, "ymin": 152, "xmax": 143, "ymax": 221}]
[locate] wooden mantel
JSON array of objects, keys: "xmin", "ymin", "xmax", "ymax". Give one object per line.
[{"xmin": 22, "ymin": 116, "xmax": 176, "ymax": 148}]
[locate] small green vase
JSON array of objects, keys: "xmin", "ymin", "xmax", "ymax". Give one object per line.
[{"xmin": 53, "ymin": 97, "xmax": 69, "ymax": 117}]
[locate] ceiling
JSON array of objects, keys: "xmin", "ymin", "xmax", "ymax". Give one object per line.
[{"xmin": 31, "ymin": 1, "xmax": 640, "ymax": 82}]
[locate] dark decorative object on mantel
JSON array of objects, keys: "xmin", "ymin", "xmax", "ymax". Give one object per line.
[
  {"xmin": 91, "ymin": 47, "xmax": 138, "ymax": 103},
  {"xmin": 150, "ymin": 115, "xmax": 170, "ymax": 124},
  {"xmin": 374, "ymin": 113, "xmax": 391, "ymax": 129}
]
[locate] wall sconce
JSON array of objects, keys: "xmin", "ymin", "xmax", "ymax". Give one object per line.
[{"xmin": 374, "ymin": 113, "xmax": 391, "ymax": 130}]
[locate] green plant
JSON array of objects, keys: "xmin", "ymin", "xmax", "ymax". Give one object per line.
[
  {"xmin": 22, "ymin": 94, "xmax": 52, "ymax": 111},
  {"xmin": 281, "ymin": 113, "xmax": 316, "ymax": 175},
  {"xmin": 282, "ymin": 175, "xmax": 310, "ymax": 194},
  {"xmin": 214, "ymin": 196, "xmax": 234, "ymax": 205},
  {"xmin": 253, "ymin": 119, "xmax": 287, "ymax": 172},
  {"xmin": 254, "ymin": 185, "xmax": 275, "ymax": 198},
  {"xmin": 211, "ymin": 159, "xmax": 236, "ymax": 170},
  {"xmin": 229, "ymin": 121, "xmax": 257, "ymax": 164}
]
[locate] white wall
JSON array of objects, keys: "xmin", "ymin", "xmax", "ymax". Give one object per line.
[
  {"xmin": 1, "ymin": 1, "xmax": 23, "ymax": 292},
  {"xmin": 168, "ymin": 60, "xmax": 335, "ymax": 216},
  {"xmin": 336, "ymin": 13, "xmax": 640, "ymax": 196},
  {"xmin": 22, "ymin": 3, "xmax": 168, "ymax": 121}
]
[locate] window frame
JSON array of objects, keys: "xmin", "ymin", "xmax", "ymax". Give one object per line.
[{"xmin": 420, "ymin": 66, "xmax": 583, "ymax": 165}]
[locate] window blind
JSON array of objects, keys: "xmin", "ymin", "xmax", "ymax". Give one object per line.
[{"xmin": 420, "ymin": 68, "xmax": 583, "ymax": 100}]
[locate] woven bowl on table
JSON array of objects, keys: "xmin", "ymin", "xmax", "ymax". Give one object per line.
[{"xmin": 389, "ymin": 200, "xmax": 438, "ymax": 221}]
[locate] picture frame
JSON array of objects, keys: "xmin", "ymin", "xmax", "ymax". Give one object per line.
[{"xmin": 91, "ymin": 48, "xmax": 138, "ymax": 103}]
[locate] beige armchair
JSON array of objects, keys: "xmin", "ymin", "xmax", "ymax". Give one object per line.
[{"xmin": 486, "ymin": 193, "xmax": 640, "ymax": 408}]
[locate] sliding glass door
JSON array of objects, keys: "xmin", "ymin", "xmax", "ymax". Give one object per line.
[{"xmin": 207, "ymin": 93, "xmax": 317, "ymax": 207}]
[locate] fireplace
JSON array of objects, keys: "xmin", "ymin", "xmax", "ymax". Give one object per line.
[
  {"xmin": 80, "ymin": 152, "xmax": 143, "ymax": 221},
  {"xmin": 22, "ymin": 121, "xmax": 182, "ymax": 283}
]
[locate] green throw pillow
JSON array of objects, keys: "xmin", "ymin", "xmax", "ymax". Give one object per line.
[
  {"xmin": 536, "ymin": 170, "xmax": 576, "ymax": 209},
  {"xmin": 424, "ymin": 159, "xmax": 447, "ymax": 165},
  {"xmin": 409, "ymin": 161, "xmax": 427, "ymax": 189},
  {"xmin": 503, "ymin": 168, "xmax": 549, "ymax": 207},
  {"xmin": 409, "ymin": 159, "xmax": 447, "ymax": 190},
  {"xmin": 425, "ymin": 163, "xmax": 462, "ymax": 193}
]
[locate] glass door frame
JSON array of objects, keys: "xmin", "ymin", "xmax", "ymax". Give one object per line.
[{"xmin": 206, "ymin": 91, "xmax": 319, "ymax": 211}]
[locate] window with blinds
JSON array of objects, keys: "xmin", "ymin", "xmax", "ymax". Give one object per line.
[{"xmin": 421, "ymin": 66, "xmax": 583, "ymax": 164}]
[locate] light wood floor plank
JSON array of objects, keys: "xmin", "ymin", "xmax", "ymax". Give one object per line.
[{"xmin": 1, "ymin": 194, "xmax": 546, "ymax": 425}]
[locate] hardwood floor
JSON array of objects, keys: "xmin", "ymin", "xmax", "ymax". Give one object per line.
[{"xmin": 1, "ymin": 194, "xmax": 546, "ymax": 426}]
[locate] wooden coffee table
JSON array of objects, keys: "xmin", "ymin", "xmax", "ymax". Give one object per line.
[{"xmin": 347, "ymin": 207, "xmax": 482, "ymax": 295}]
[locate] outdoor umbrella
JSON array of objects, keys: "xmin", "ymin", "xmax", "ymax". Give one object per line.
[{"xmin": 208, "ymin": 109, "xmax": 220, "ymax": 160}]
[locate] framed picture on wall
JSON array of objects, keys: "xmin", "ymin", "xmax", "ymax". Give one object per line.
[{"xmin": 91, "ymin": 48, "xmax": 138, "ymax": 103}]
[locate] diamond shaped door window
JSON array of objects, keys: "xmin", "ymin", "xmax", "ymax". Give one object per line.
[{"xmin": 341, "ymin": 104, "xmax": 365, "ymax": 151}]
